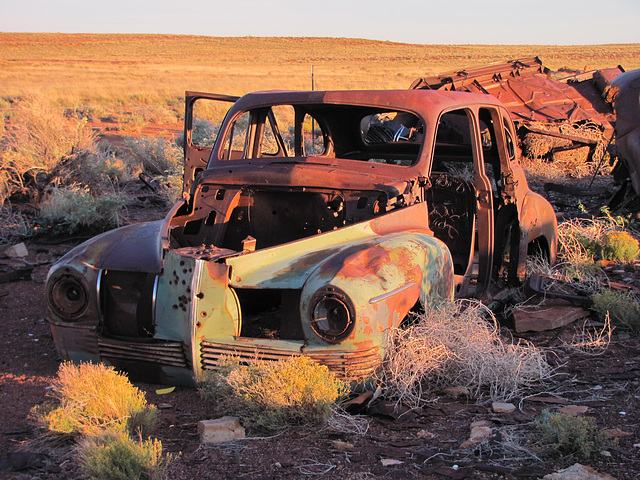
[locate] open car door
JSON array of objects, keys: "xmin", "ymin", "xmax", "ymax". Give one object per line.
[{"xmin": 183, "ymin": 92, "xmax": 239, "ymax": 197}]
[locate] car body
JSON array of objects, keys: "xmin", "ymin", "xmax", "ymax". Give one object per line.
[
  {"xmin": 610, "ymin": 69, "xmax": 640, "ymax": 197},
  {"xmin": 46, "ymin": 89, "xmax": 557, "ymax": 385}
]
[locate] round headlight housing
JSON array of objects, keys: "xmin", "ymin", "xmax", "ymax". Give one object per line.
[
  {"xmin": 49, "ymin": 274, "xmax": 89, "ymax": 320},
  {"xmin": 310, "ymin": 286, "xmax": 355, "ymax": 343}
]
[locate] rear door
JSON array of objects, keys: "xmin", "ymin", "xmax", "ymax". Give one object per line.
[{"xmin": 183, "ymin": 92, "xmax": 239, "ymax": 197}]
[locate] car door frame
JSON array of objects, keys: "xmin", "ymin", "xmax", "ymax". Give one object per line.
[{"xmin": 183, "ymin": 92, "xmax": 239, "ymax": 198}]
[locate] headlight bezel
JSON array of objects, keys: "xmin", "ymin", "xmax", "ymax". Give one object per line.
[
  {"xmin": 309, "ymin": 286, "xmax": 355, "ymax": 343},
  {"xmin": 48, "ymin": 272, "xmax": 90, "ymax": 321}
]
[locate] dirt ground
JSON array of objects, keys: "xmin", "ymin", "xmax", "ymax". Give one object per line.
[{"xmin": 1, "ymin": 178, "xmax": 640, "ymax": 480}]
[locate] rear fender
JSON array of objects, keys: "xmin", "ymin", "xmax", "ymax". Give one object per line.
[{"xmin": 517, "ymin": 192, "xmax": 558, "ymax": 279}]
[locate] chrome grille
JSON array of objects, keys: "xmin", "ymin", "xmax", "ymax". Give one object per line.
[{"xmin": 98, "ymin": 337, "xmax": 189, "ymax": 368}]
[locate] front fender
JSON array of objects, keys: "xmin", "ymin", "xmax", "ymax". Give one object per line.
[
  {"xmin": 49, "ymin": 221, "xmax": 164, "ymax": 280},
  {"xmin": 300, "ymin": 231, "xmax": 454, "ymax": 349},
  {"xmin": 46, "ymin": 220, "xmax": 164, "ymax": 337}
]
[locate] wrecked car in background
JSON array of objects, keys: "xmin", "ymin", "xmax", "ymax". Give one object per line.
[
  {"xmin": 411, "ymin": 57, "xmax": 623, "ymax": 168},
  {"xmin": 46, "ymin": 89, "xmax": 557, "ymax": 385},
  {"xmin": 610, "ymin": 68, "xmax": 640, "ymax": 201}
]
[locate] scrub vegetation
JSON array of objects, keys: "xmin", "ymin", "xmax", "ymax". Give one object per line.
[
  {"xmin": 33, "ymin": 362, "xmax": 158, "ymax": 438},
  {"xmin": 31, "ymin": 363, "xmax": 172, "ymax": 480},
  {"xmin": 199, "ymin": 355, "xmax": 347, "ymax": 434},
  {"xmin": 534, "ymin": 410, "xmax": 613, "ymax": 459},
  {"xmin": 381, "ymin": 300, "xmax": 552, "ymax": 407}
]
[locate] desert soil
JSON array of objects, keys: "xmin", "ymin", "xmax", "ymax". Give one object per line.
[{"xmin": 1, "ymin": 177, "xmax": 640, "ymax": 480}]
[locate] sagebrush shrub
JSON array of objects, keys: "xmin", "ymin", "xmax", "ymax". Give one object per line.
[
  {"xmin": 535, "ymin": 410, "xmax": 611, "ymax": 458},
  {"xmin": 601, "ymin": 230, "xmax": 640, "ymax": 262},
  {"xmin": 199, "ymin": 355, "xmax": 346, "ymax": 433},
  {"xmin": 34, "ymin": 362, "xmax": 157, "ymax": 437},
  {"xmin": 125, "ymin": 137, "xmax": 182, "ymax": 176},
  {"xmin": 591, "ymin": 288, "xmax": 640, "ymax": 331},
  {"xmin": 38, "ymin": 184, "xmax": 125, "ymax": 235},
  {"xmin": 78, "ymin": 430, "xmax": 171, "ymax": 480}
]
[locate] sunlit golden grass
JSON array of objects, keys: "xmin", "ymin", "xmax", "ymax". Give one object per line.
[{"xmin": 1, "ymin": 33, "xmax": 638, "ymax": 107}]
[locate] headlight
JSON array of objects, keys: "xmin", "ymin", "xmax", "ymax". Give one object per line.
[
  {"xmin": 310, "ymin": 286, "xmax": 355, "ymax": 343},
  {"xmin": 49, "ymin": 274, "xmax": 89, "ymax": 320}
]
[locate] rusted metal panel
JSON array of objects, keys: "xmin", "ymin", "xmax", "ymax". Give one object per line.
[
  {"xmin": 225, "ymin": 201, "xmax": 435, "ymax": 289},
  {"xmin": 411, "ymin": 57, "xmax": 623, "ymax": 162},
  {"xmin": 611, "ymin": 69, "xmax": 640, "ymax": 196}
]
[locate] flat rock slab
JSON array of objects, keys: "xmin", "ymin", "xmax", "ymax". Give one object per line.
[
  {"xmin": 198, "ymin": 416, "xmax": 245, "ymax": 444},
  {"xmin": 492, "ymin": 402, "xmax": 516, "ymax": 413},
  {"xmin": 542, "ymin": 462, "xmax": 616, "ymax": 480},
  {"xmin": 513, "ymin": 298, "xmax": 590, "ymax": 332}
]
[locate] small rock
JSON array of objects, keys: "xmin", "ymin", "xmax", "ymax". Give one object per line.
[
  {"xmin": 381, "ymin": 458, "xmax": 403, "ymax": 466},
  {"xmin": 492, "ymin": 402, "xmax": 516, "ymax": 413},
  {"xmin": 470, "ymin": 420, "xmax": 492, "ymax": 429},
  {"xmin": 4, "ymin": 243, "xmax": 28, "ymax": 258},
  {"xmin": 542, "ymin": 463, "xmax": 616, "ymax": 480},
  {"xmin": 600, "ymin": 451, "xmax": 612, "ymax": 457},
  {"xmin": 198, "ymin": 416, "xmax": 245, "ymax": 444},
  {"xmin": 331, "ymin": 440, "xmax": 354, "ymax": 450},
  {"xmin": 157, "ymin": 403, "xmax": 173, "ymax": 409},
  {"xmin": 460, "ymin": 425, "xmax": 492, "ymax": 449},
  {"xmin": 558, "ymin": 405, "xmax": 589, "ymax": 416},
  {"xmin": 443, "ymin": 386, "xmax": 470, "ymax": 398}
]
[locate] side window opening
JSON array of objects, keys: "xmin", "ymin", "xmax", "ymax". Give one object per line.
[
  {"xmin": 222, "ymin": 111, "xmax": 251, "ymax": 160},
  {"xmin": 503, "ymin": 117, "xmax": 516, "ymax": 161},
  {"xmin": 431, "ymin": 109, "xmax": 475, "ymax": 180},
  {"xmin": 478, "ymin": 109, "xmax": 502, "ymax": 198},
  {"xmin": 302, "ymin": 113, "xmax": 325, "ymax": 156},
  {"xmin": 270, "ymin": 105, "xmax": 295, "ymax": 157}
]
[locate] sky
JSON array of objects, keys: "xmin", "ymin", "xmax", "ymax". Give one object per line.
[{"xmin": 0, "ymin": 0, "xmax": 638, "ymax": 45}]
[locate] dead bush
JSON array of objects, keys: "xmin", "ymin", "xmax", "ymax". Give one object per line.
[
  {"xmin": 380, "ymin": 300, "xmax": 551, "ymax": 407},
  {"xmin": 0, "ymin": 93, "xmax": 97, "ymax": 205},
  {"xmin": 557, "ymin": 212, "xmax": 638, "ymax": 265}
]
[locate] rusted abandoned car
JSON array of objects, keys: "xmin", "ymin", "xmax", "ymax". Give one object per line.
[
  {"xmin": 46, "ymin": 89, "xmax": 557, "ymax": 384},
  {"xmin": 610, "ymin": 69, "xmax": 640, "ymax": 200}
]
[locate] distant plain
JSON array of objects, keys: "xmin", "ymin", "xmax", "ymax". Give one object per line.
[{"xmin": 2, "ymin": 33, "xmax": 639, "ymax": 108}]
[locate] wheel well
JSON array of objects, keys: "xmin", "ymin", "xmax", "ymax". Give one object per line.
[{"xmin": 527, "ymin": 236, "xmax": 551, "ymax": 263}]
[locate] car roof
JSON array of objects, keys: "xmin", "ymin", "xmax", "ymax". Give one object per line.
[{"xmin": 230, "ymin": 89, "xmax": 503, "ymax": 117}]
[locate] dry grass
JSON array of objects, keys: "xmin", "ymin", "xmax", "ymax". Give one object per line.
[
  {"xmin": 563, "ymin": 315, "xmax": 613, "ymax": 355},
  {"xmin": 380, "ymin": 300, "xmax": 552, "ymax": 407},
  {"xmin": 557, "ymin": 212, "xmax": 635, "ymax": 264},
  {"xmin": 0, "ymin": 92, "xmax": 97, "ymax": 204},
  {"xmin": 1, "ymin": 33, "xmax": 638, "ymax": 107}
]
